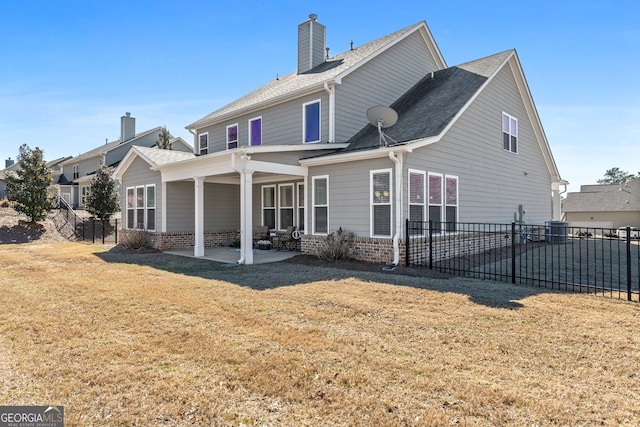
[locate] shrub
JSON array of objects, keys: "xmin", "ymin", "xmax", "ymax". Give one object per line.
[
  {"xmin": 120, "ymin": 230, "xmax": 148, "ymax": 250},
  {"xmin": 575, "ymin": 230, "xmax": 593, "ymax": 238},
  {"xmin": 317, "ymin": 227, "xmax": 355, "ymax": 261}
]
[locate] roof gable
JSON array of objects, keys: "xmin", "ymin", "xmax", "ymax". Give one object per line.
[
  {"xmin": 113, "ymin": 146, "xmax": 195, "ymax": 181},
  {"xmin": 187, "ymin": 21, "xmax": 445, "ymax": 130}
]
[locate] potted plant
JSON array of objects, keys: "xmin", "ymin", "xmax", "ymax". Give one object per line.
[{"xmin": 257, "ymin": 240, "xmax": 272, "ymax": 250}]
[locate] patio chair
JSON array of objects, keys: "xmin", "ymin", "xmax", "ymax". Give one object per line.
[
  {"xmin": 252, "ymin": 225, "xmax": 271, "ymax": 247},
  {"xmin": 274, "ymin": 226, "xmax": 297, "ymax": 250}
]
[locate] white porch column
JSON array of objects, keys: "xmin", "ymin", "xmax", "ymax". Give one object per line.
[
  {"xmin": 194, "ymin": 176, "xmax": 205, "ymax": 257},
  {"xmin": 161, "ymin": 181, "xmax": 167, "ymax": 232},
  {"xmin": 239, "ymin": 170, "xmax": 254, "ymax": 264}
]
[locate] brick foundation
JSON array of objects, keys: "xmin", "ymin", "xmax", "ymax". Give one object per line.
[
  {"xmin": 301, "ymin": 234, "xmax": 404, "ymax": 265},
  {"xmin": 120, "ymin": 229, "xmax": 240, "ymax": 251}
]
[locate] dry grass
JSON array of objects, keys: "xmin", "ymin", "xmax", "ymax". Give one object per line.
[{"xmin": 1, "ymin": 242, "xmax": 640, "ymax": 426}]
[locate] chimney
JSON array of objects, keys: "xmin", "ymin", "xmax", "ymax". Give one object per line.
[
  {"xmin": 298, "ymin": 13, "xmax": 326, "ymax": 74},
  {"xmin": 5, "ymin": 157, "xmax": 14, "ymax": 168},
  {"xmin": 120, "ymin": 112, "xmax": 136, "ymax": 142}
]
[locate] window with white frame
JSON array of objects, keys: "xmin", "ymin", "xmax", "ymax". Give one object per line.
[
  {"xmin": 73, "ymin": 165, "xmax": 79, "ymax": 180},
  {"xmin": 279, "ymin": 184, "xmax": 294, "ymax": 230},
  {"xmin": 249, "ymin": 117, "xmax": 262, "ymax": 146},
  {"xmin": 81, "ymin": 185, "xmax": 90, "ymax": 207},
  {"xmin": 126, "ymin": 187, "xmax": 135, "ymax": 229},
  {"xmin": 371, "ymin": 169, "xmax": 392, "ymax": 237},
  {"xmin": 199, "ymin": 133, "xmax": 209, "ymax": 155},
  {"xmin": 408, "ymin": 170, "xmax": 425, "ymax": 223},
  {"xmin": 146, "ymin": 185, "xmax": 156, "ymax": 231},
  {"xmin": 428, "ymin": 173, "xmax": 443, "ymax": 233},
  {"xmin": 136, "ymin": 186, "xmax": 145, "ymax": 229},
  {"xmin": 126, "ymin": 185, "xmax": 155, "ymax": 230},
  {"xmin": 312, "ymin": 176, "xmax": 328, "ymax": 234},
  {"xmin": 502, "ymin": 112, "xmax": 518, "ymax": 153},
  {"xmin": 226, "ymin": 124, "xmax": 238, "ymax": 149},
  {"xmin": 262, "ymin": 185, "xmax": 276, "ymax": 229},
  {"xmin": 303, "ymin": 100, "xmax": 321, "ymax": 143},
  {"xmin": 445, "ymin": 175, "xmax": 458, "ymax": 233},
  {"xmin": 297, "ymin": 183, "xmax": 305, "ymax": 231}
]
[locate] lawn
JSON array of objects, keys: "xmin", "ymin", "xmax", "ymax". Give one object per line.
[{"xmin": 1, "ymin": 242, "xmax": 640, "ymax": 426}]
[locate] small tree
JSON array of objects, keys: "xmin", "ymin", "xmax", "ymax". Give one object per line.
[
  {"xmin": 85, "ymin": 164, "xmax": 120, "ymax": 221},
  {"xmin": 5, "ymin": 144, "xmax": 54, "ymax": 223},
  {"xmin": 597, "ymin": 167, "xmax": 636, "ymax": 185},
  {"xmin": 156, "ymin": 126, "xmax": 173, "ymax": 150}
]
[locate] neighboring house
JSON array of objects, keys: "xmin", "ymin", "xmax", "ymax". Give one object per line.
[
  {"xmin": 1, "ymin": 156, "xmax": 70, "ymax": 200},
  {"xmin": 115, "ymin": 14, "xmax": 566, "ymax": 265},
  {"xmin": 562, "ymin": 179, "xmax": 640, "ymax": 229},
  {"xmin": 50, "ymin": 113, "xmax": 192, "ymax": 208}
]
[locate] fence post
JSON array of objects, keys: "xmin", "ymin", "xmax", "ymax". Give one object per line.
[
  {"xmin": 627, "ymin": 226, "xmax": 632, "ymax": 301},
  {"xmin": 429, "ymin": 219, "xmax": 433, "ymax": 270},
  {"xmin": 511, "ymin": 222, "xmax": 516, "ymax": 284},
  {"xmin": 92, "ymin": 218, "xmax": 95, "ymax": 244},
  {"xmin": 405, "ymin": 219, "xmax": 410, "ymax": 267},
  {"xmin": 102, "ymin": 220, "xmax": 106, "ymax": 245},
  {"xmin": 115, "ymin": 219, "xmax": 118, "ymax": 244}
]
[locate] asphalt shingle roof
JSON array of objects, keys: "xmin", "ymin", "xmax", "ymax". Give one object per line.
[
  {"xmin": 187, "ymin": 22, "xmax": 426, "ymax": 129},
  {"xmin": 134, "ymin": 146, "xmax": 195, "ymax": 167},
  {"xmin": 335, "ymin": 50, "xmax": 512, "ymax": 153}
]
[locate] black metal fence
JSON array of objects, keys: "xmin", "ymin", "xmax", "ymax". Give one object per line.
[
  {"xmin": 406, "ymin": 220, "xmax": 640, "ymax": 302},
  {"xmin": 54, "ymin": 198, "xmax": 118, "ymax": 244}
]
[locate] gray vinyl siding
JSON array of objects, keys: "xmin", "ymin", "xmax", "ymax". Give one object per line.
[
  {"xmin": 334, "ymin": 31, "xmax": 440, "ymax": 142},
  {"xmin": 309, "ymin": 157, "xmax": 393, "ymax": 237},
  {"xmin": 166, "ymin": 181, "xmax": 194, "ymax": 232},
  {"xmin": 405, "ymin": 64, "xmax": 552, "ymax": 225},
  {"xmin": 196, "ymin": 92, "xmax": 329, "ymax": 154},
  {"xmin": 120, "ymin": 157, "xmax": 163, "ymax": 230},
  {"xmin": 105, "ymin": 131, "xmax": 160, "ymax": 167},
  {"xmin": 204, "ymin": 183, "xmax": 240, "ymax": 230},
  {"xmin": 64, "ymin": 156, "xmax": 101, "ymax": 182}
]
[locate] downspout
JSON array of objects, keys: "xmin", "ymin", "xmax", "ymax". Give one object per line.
[
  {"xmin": 388, "ymin": 150, "xmax": 403, "ymax": 267},
  {"xmin": 231, "ymin": 153, "xmax": 244, "ymax": 264},
  {"xmin": 323, "ymin": 82, "xmax": 335, "ymax": 142}
]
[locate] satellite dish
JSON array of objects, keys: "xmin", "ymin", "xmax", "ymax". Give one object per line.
[
  {"xmin": 367, "ymin": 105, "xmax": 398, "ymax": 128},
  {"xmin": 366, "ymin": 105, "xmax": 398, "ymax": 147}
]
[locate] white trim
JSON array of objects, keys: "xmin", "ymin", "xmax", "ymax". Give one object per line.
[
  {"xmin": 370, "ymin": 168, "xmax": 393, "ymax": 238},
  {"xmin": 248, "ymin": 116, "xmax": 262, "ymax": 146},
  {"xmin": 226, "ymin": 123, "xmax": 239, "ymax": 150},
  {"xmin": 198, "ymin": 132, "xmax": 209, "ymax": 155},
  {"xmin": 502, "ymin": 112, "xmax": 518, "ymax": 154},
  {"xmin": 302, "ymin": 99, "xmax": 321, "ymax": 144},
  {"xmin": 312, "ymin": 175, "xmax": 329, "ymax": 235},
  {"xmin": 408, "ymin": 169, "xmax": 426, "ymax": 232},
  {"xmin": 296, "ymin": 182, "xmax": 305, "ymax": 232},
  {"xmin": 261, "ymin": 184, "xmax": 276, "ymax": 229},
  {"xmin": 278, "ymin": 183, "xmax": 294, "ymax": 230},
  {"xmin": 145, "ymin": 184, "xmax": 156, "ymax": 232},
  {"xmin": 444, "ymin": 174, "xmax": 459, "ymax": 225},
  {"xmin": 427, "ymin": 172, "xmax": 444, "ymax": 225}
]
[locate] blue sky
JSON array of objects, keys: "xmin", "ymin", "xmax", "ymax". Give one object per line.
[{"xmin": 1, "ymin": 1, "xmax": 638, "ymax": 192}]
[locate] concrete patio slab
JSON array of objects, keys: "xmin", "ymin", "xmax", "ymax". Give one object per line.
[{"xmin": 165, "ymin": 246, "xmax": 298, "ymax": 265}]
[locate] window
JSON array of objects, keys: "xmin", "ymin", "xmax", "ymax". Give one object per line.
[
  {"xmin": 73, "ymin": 165, "xmax": 79, "ymax": 180},
  {"xmin": 278, "ymin": 184, "xmax": 294, "ymax": 230},
  {"xmin": 199, "ymin": 133, "xmax": 209, "ymax": 155},
  {"xmin": 262, "ymin": 185, "xmax": 276, "ymax": 229},
  {"xmin": 126, "ymin": 187, "xmax": 135, "ymax": 229},
  {"xmin": 297, "ymin": 183, "xmax": 305, "ymax": 231},
  {"xmin": 303, "ymin": 100, "xmax": 321, "ymax": 143},
  {"xmin": 502, "ymin": 112, "xmax": 518, "ymax": 153},
  {"xmin": 445, "ymin": 176, "xmax": 458, "ymax": 232},
  {"xmin": 81, "ymin": 186, "xmax": 90, "ymax": 207},
  {"xmin": 408, "ymin": 170, "xmax": 425, "ymax": 223},
  {"xmin": 226, "ymin": 124, "xmax": 238, "ymax": 149},
  {"xmin": 146, "ymin": 185, "xmax": 156, "ymax": 231},
  {"xmin": 312, "ymin": 176, "xmax": 328, "ymax": 234},
  {"xmin": 428, "ymin": 173, "xmax": 443, "ymax": 233},
  {"xmin": 249, "ymin": 117, "xmax": 262, "ymax": 146},
  {"xmin": 371, "ymin": 169, "xmax": 392, "ymax": 237},
  {"xmin": 136, "ymin": 186, "xmax": 145, "ymax": 229},
  {"xmin": 127, "ymin": 185, "xmax": 155, "ymax": 230}
]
